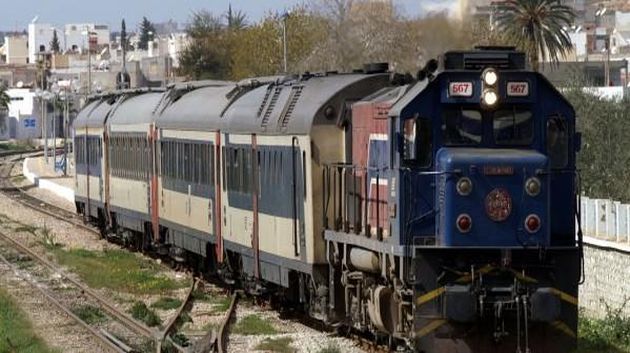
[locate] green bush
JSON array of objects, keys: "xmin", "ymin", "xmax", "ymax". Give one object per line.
[
  {"xmin": 578, "ymin": 301, "xmax": 630, "ymax": 353},
  {"xmin": 130, "ymin": 301, "xmax": 162, "ymax": 327}
]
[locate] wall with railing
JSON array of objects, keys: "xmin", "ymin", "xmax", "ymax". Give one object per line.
[
  {"xmin": 580, "ymin": 196, "xmax": 630, "ymax": 244},
  {"xmin": 579, "ymin": 196, "xmax": 630, "ymax": 318}
]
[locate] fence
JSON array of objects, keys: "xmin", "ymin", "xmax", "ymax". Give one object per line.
[{"xmin": 580, "ymin": 196, "xmax": 630, "ymax": 244}]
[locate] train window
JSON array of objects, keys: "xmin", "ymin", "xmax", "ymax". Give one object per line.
[
  {"xmin": 403, "ymin": 117, "xmax": 432, "ymax": 168},
  {"xmin": 442, "ymin": 109, "xmax": 482, "ymax": 145},
  {"xmin": 547, "ymin": 116, "xmax": 568, "ymax": 169},
  {"xmin": 493, "ymin": 108, "xmax": 533, "ymax": 145}
]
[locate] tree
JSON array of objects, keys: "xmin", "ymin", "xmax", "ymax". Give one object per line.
[
  {"xmin": 495, "ymin": 0, "xmax": 575, "ymax": 71},
  {"xmin": 138, "ymin": 16, "xmax": 156, "ymax": 50},
  {"xmin": 50, "ymin": 29, "xmax": 60, "ymax": 53},
  {"xmin": 178, "ymin": 11, "xmax": 230, "ymax": 79},
  {"xmin": 226, "ymin": 4, "xmax": 247, "ymax": 30},
  {"xmin": 0, "ymin": 84, "xmax": 9, "ymax": 111},
  {"xmin": 120, "ymin": 19, "xmax": 129, "ymax": 52},
  {"xmin": 0, "ymin": 84, "xmax": 9, "ymax": 135}
]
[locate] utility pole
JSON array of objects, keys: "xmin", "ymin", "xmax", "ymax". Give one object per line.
[{"xmin": 282, "ymin": 12, "xmax": 290, "ymax": 73}]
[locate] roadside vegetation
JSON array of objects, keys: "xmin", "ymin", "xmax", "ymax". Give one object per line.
[
  {"xmin": 52, "ymin": 248, "xmax": 187, "ymax": 295},
  {"xmin": 130, "ymin": 301, "xmax": 162, "ymax": 327},
  {"xmin": 578, "ymin": 303, "xmax": 630, "ymax": 353},
  {"xmin": 72, "ymin": 305, "xmax": 107, "ymax": 325},
  {"xmin": 255, "ymin": 337, "xmax": 295, "ymax": 353},
  {"xmin": 233, "ymin": 314, "xmax": 279, "ymax": 335},
  {"xmin": 0, "ymin": 288, "xmax": 57, "ymax": 353}
]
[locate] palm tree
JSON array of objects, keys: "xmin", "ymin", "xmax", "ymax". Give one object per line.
[
  {"xmin": 495, "ymin": 0, "xmax": 575, "ymax": 71},
  {"xmin": 0, "ymin": 84, "xmax": 9, "ymax": 111},
  {"xmin": 0, "ymin": 84, "xmax": 10, "ymax": 136}
]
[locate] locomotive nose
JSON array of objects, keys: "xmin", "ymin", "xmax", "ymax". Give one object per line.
[{"xmin": 436, "ymin": 148, "xmax": 549, "ymax": 247}]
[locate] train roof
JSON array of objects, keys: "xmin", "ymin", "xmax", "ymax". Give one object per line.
[
  {"xmin": 73, "ymin": 96, "xmax": 120, "ymax": 129},
  {"xmin": 108, "ymin": 92, "xmax": 163, "ymax": 126},
  {"xmin": 222, "ymin": 73, "xmax": 390, "ymax": 135},
  {"xmin": 155, "ymin": 82, "xmax": 237, "ymax": 131}
]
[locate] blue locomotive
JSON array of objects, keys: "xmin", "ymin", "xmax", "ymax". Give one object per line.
[
  {"xmin": 74, "ymin": 47, "xmax": 581, "ymax": 352},
  {"xmin": 325, "ymin": 47, "xmax": 580, "ymax": 352}
]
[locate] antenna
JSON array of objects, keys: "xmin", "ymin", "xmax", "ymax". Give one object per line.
[{"xmin": 31, "ymin": 15, "xmax": 39, "ymax": 24}]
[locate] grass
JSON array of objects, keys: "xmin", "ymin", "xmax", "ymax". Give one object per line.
[
  {"xmin": 0, "ymin": 142, "xmax": 34, "ymax": 151},
  {"xmin": 130, "ymin": 301, "xmax": 162, "ymax": 327},
  {"xmin": 0, "ymin": 288, "xmax": 58, "ymax": 353},
  {"xmin": 577, "ymin": 303, "xmax": 630, "ymax": 353},
  {"xmin": 233, "ymin": 314, "xmax": 279, "ymax": 336},
  {"xmin": 317, "ymin": 344, "xmax": 342, "ymax": 353},
  {"xmin": 255, "ymin": 337, "xmax": 295, "ymax": 353},
  {"xmin": 151, "ymin": 297, "xmax": 183, "ymax": 310},
  {"xmin": 72, "ymin": 305, "xmax": 107, "ymax": 325},
  {"xmin": 193, "ymin": 289, "xmax": 232, "ymax": 313},
  {"xmin": 52, "ymin": 248, "xmax": 187, "ymax": 295}
]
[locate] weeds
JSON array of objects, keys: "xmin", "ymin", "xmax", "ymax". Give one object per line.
[
  {"xmin": 151, "ymin": 297, "xmax": 182, "ymax": 310},
  {"xmin": 130, "ymin": 301, "xmax": 161, "ymax": 327},
  {"xmin": 52, "ymin": 248, "xmax": 187, "ymax": 295},
  {"xmin": 255, "ymin": 337, "xmax": 295, "ymax": 353},
  {"xmin": 317, "ymin": 344, "xmax": 342, "ymax": 353},
  {"xmin": 578, "ymin": 299, "xmax": 630, "ymax": 353},
  {"xmin": 233, "ymin": 314, "xmax": 278, "ymax": 335},
  {"xmin": 72, "ymin": 305, "xmax": 107, "ymax": 325},
  {"xmin": 41, "ymin": 225, "xmax": 59, "ymax": 249},
  {"xmin": 0, "ymin": 288, "xmax": 57, "ymax": 353}
]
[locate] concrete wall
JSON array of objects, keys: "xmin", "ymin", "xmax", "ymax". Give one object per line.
[{"xmin": 581, "ymin": 238, "xmax": 630, "ymax": 318}]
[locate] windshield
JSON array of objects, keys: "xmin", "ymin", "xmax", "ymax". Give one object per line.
[
  {"xmin": 493, "ymin": 108, "xmax": 533, "ymax": 145},
  {"xmin": 442, "ymin": 109, "xmax": 482, "ymax": 145}
]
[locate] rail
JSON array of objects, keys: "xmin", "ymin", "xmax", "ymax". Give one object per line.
[
  {"xmin": 0, "ymin": 247, "xmax": 129, "ymax": 353},
  {"xmin": 0, "ymin": 230, "xmax": 156, "ymax": 339},
  {"xmin": 157, "ymin": 277, "xmax": 199, "ymax": 353},
  {"xmin": 217, "ymin": 291, "xmax": 240, "ymax": 353}
]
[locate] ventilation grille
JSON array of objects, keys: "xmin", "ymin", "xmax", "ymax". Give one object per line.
[
  {"xmin": 261, "ymin": 87, "xmax": 282, "ymax": 128},
  {"xmin": 279, "ymin": 86, "xmax": 303, "ymax": 130}
]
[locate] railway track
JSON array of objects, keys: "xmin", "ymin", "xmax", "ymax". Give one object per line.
[
  {"xmin": 0, "ymin": 153, "xmax": 379, "ymax": 353},
  {"xmin": 189, "ymin": 290, "xmax": 239, "ymax": 353},
  {"xmin": 0, "ymin": 154, "xmax": 195, "ymax": 353},
  {"xmin": 0, "ymin": 229, "xmax": 151, "ymax": 352}
]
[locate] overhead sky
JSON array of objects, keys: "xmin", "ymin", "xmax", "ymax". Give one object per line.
[{"xmin": 2, "ymin": 0, "xmax": 458, "ymax": 31}]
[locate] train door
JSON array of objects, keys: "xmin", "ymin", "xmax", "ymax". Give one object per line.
[
  {"xmin": 149, "ymin": 124, "xmax": 159, "ymax": 244},
  {"xmin": 251, "ymin": 134, "xmax": 260, "ymax": 278},
  {"xmin": 215, "ymin": 132, "xmax": 224, "ymax": 263},
  {"xmin": 84, "ymin": 128, "xmax": 90, "ymax": 221},
  {"xmin": 291, "ymin": 137, "xmax": 306, "ymax": 260}
]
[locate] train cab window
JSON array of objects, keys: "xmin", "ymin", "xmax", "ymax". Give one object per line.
[
  {"xmin": 547, "ymin": 116, "xmax": 569, "ymax": 169},
  {"xmin": 493, "ymin": 108, "xmax": 533, "ymax": 145},
  {"xmin": 441, "ymin": 109, "xmax": 482, "ymax": 145},
  {"xmin": 403, "ymin": 117, "xmax": 432, "ymax": 168}
]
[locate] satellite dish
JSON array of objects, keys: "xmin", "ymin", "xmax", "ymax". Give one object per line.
[{"xmin": 16, "ymin": 81, "xmax": 23, "ymax": 88}]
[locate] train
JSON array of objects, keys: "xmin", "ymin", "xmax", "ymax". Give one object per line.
[{"xmin": 73, "ymin": 47, "xmax": 582, "ymax": 353}]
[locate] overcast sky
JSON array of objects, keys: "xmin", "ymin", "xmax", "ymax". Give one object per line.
[{"xmin": 2, "ymin": 0, "xmax": 458, "ymax": 31}]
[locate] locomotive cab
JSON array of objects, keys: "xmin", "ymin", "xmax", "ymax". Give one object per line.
[{"xmin": 390, "ymin": 48, "xmax": 582, "ymax": 353}]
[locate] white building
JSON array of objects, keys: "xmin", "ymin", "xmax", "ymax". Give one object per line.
[
  {"xmin": 167, "ymin": 33, "xmax": 189, "ymax": 68},
  {"xmin": 1, "ymin": 88, "xmax": 39, "ymax": 140},
  {"xmin": 64, "ymin": 23, "xmax": 110, "ymax": 53},
  {"xmin": 28, "ymin": 23, "xmax": 64, "ymax": 63},
  {"xmin": 1, "ymin": 35, "xmax": 28, "ymax": 64}
]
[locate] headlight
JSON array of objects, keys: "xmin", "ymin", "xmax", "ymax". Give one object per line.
[
  {"xmin": 456, "ymin": 177, "xmax": 473, "ymax": 196},
  {"xmin": 482, "ymin": 68, "xmax": 498, "ymax": 86},
  {"xmin": 525, "ymin": 177, "xmax": 541, "ymax": 196},
  {"xmin": 482, "ymin": 89, "xmax": 499, "ymax": 107},
  {"xmin": 525, "ymin": 214, "xmax": 541, "ymax": 233},
  {"xmin": 457, "ymin": 214, "xmax": 472, "ymax": 233}
]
